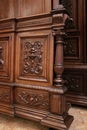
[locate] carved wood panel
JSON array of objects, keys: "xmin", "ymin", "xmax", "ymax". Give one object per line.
[
  {"xmin": 15, "ymin": 30, "xmax": 54, "ymax": 86},
  {"xmin": 0, "ymin": 33, "xmax": 14, "ymax": 82},
  {"xmin": 15, "ymin": 87, "xmax": 49, "ymax": 110},
  {"xmin": 0, "ymin": 85, "xmax": 12, "ymax": 104},
  {"xmin": 64, "ymin": 0, "xmax": 85, "ymax": 63},
  {"xmin": 63, "ymin": 0, "xmax": 87, "ymax": 106}
]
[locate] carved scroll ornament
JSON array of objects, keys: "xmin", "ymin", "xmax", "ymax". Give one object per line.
[
  {"xmin": 17, "ymin": 91, "xmax": 49, "ymax": 109},
  {"xmin": 23, "ymin": 41, "xmax": 43, "ymax": 75}
]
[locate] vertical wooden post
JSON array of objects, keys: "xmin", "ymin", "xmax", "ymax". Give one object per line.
[{"xmin": 41, "ymin": 1, "xmax": 74, "ymax": 130}]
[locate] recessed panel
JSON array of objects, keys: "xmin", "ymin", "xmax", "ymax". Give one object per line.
[{"xmin": 15, "ymin": 31, "xmax": 54, "ymax": 86}]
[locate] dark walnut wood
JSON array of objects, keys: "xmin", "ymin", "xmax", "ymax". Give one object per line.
[{"xmin": 0, "ymin": 0, "xmax": 75, "ymax": 130}]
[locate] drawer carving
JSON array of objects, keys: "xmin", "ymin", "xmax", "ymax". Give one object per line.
[
  {"xmin": 15, "ymin": 89, "xmax": 49, "ymax": 110},
  {"xmin": 0, "ymin": 87, "xmax": 11, "ymax": 103}
]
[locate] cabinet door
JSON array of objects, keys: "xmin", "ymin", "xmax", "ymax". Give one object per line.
[
  {"xmin": 0, "ymin": 33, "xmax": 14, "ymax": 82},
  {"xmin": 15, "ymin": 30, "xmax": 54, "ymax": 87},
  {"xmin": 63, "ymin": 0, "xmax": 87, "ymax": 106}
]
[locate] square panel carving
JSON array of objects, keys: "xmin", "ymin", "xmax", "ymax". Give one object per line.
[
  {"xmin": 0, "ymin": 85, "xmax": 13, "ymax": 104},
  {"xmin": 63, "ymin": 72, "xmax": 85, "ymax": 95},
  {"xmin": 64, "ymin": 37, "xmax": 79, "ymax": 59},
  {"xmin": 0, "ymin": 33, "xmax": 14, "ymax": 82},
  {"xmin": 15, "ymin": 31, "xmax": 53, "ymax": 86}
]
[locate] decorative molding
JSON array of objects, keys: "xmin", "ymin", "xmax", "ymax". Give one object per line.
[
  {"xmin": 16, "ymin": 90, "xmax": 49, "ymax": 109},
  {"xmin": 0, "ymin": 23, "xmax": 13, "ymax": 30},
  {"xmin": 64, "ymin": 65, "xmax": 87, "ymax": 72},
  {"xmin": 17, "ymin": 17, "xmax": 52, "ymax": 28},
  {"xmin": 23, "ymin": 41, "xmax": 43, "ymax": 75}
]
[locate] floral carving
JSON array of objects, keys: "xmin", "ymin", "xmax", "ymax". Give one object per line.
[
  {"xmin": 0, "ymin": 91, "xmax": 10, "ymax": 102},
  {"xmin": 64, "ymin": 41, "xmax": 75, "ymax": 55},
  {"xmin": 17, "ymin": 91, "xmax": 49, "ymax": 109},
  {"xmin": 64, "ymin": 76, "xmax": 81, "ymax": 90},
  {"xmin": 23, "ymin": 41, "xmax": 43, "ymax": 75},
  {"xmin": 0, "ymin": 46, "xmax": 4, "ymax": 69}
]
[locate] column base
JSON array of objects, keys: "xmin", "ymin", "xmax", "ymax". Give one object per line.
[{"xmin": 41, "ymin": 112, "xmax": 73, "ymax": 130}]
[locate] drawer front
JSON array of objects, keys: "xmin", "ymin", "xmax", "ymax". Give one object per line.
[{"xmin": 15, "ymin": 87, "xmax": 49, "ymax": 110}]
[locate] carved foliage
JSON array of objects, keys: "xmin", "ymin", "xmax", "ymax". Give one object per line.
[
  {"xmin": 64, "ymin": 41, "xmax": 74, "ymax": 55},
  {"xmin": 0, "ymin": 90, "xmax": 10, "ymax": 102},
  {"xmin": 23, "ymin": 41, "xmax": 43, "ymax": 75},
  {"xmin": 64, "ymin": 38, "xmax": 78, "ymax": 57},
  {"xmin": 16, "ymin": 90, "xmax": 49, "ymax": 110},
  {"xmin": 63, "ymin": 76, "xmax": 82, "ymax": 92}
]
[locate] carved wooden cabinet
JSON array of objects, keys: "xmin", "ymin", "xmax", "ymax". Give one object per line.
[
  {"xmin": 63, "ymin": 0, "xmax": 87, "ymax": 106},
  {"xmin": 0, "ymin": 0, "xmax": 78, "ymax": 130}
]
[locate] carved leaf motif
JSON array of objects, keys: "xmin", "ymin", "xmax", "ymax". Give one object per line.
[
  {"xmin": 17, "ymin": 91, "xmax": 49, "ymax": 109},
  {"xmin": 23, "ymin": 41, "xmax": 43, "ymax": 75}
]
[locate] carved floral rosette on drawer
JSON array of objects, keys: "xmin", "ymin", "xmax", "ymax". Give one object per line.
[
  {"xmin": 16, "ymin": 31, "xmax": 53, "ymax": 86},
  {"xmin": 15, "ymin": 88, "xmax": 49, "ymax": 110}
]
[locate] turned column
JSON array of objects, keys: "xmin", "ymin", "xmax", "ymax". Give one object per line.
[
  {"xmin": 50, "ymin": 1, "xmax": 69, "ymax": 115},
  {"xmin": 41, "ymin": 1, "xmax": 74, "ymax": 130}
]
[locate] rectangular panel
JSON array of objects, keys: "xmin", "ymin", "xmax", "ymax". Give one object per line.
[
  {"xmin": 0, "ymin": 85, "xmax": 13, "ymax": 104},
  {"xmin": 15, "ymin": 0, "xmax": 51, "ymax": 18},
  {"xmin": 15, "ymin": 87, "xmax": 49, "ymax": 110},
  {"xmin": 0, "ymin": 33, "xmax": 14, "ymax": 82},
  {"xmin": 63, "ymin": 71, "xmax": 85, "ymax": 95},
  {"xmin": 64, "ymin": 0, "xmax": 85, "ymax": 63},
  {"xmin": 15, "ymin": 30, "xmax": 54, "ymax": 86}
]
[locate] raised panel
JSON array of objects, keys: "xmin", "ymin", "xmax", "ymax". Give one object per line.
[
  {"xmin": 64, "ymin": 37, "xmax": 79, "ymax": 59},
  {"xmin": 15, "ymin": 30, "xmax": 54, "ymax": 86},
  {"xmin": 63, "ymin": 72, "xmax": 85, "ymax": 95},
  {"xmin": 15, "ymin": 87, "xmax": 49, "ymax": 110},
  {"xmin": 0, "ymin": 33, "xmax": 14, "ymax": 82},
  {"xmin": 64, "ymin": 0, "xmax": 85, "ymax": 63},
  {"xmin": 0, "ymin": 85, "xmax": 13, "ymax": 104}
]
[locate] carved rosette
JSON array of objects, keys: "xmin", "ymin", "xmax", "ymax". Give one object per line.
[
  {"xmin": 64, "ymin": 41, "xmax": 74, "ymax": 55},
  {"xmin": 0, "ymin": 46, "xmax": 4, "ymax": 70},
  {"xmin": 23, "ymin": 41, "xmax": 43, "ymax": 75},
  {"xmin": 16, "ymin": 90, "xmax": 49, "ymax": 110},
  {"xmin": 0, "ymin": 91, "xmax": 10, "ymax": 102}
]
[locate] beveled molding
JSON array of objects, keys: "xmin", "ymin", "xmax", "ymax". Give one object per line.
[
  {"xmin": 0, "ymin": 18, "xmax": 15, "ymax": 33},
  {"xmin": 0, "ymin": 13, "xmax": 52, "ymax": 32},
  {"xmin": 0, "ymin": 82, "xmax": 67, "ymax": 94}
]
